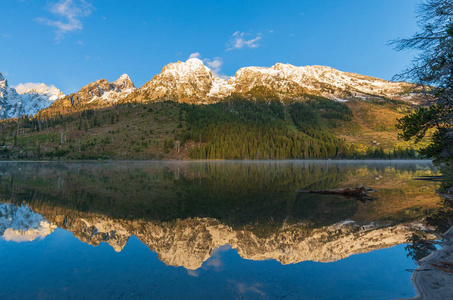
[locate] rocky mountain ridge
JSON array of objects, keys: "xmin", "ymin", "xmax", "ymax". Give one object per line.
[
  {"xmin": 137, "ymin": 58, "xmax": 419, "ymax": 104},
  {"xmin": 37, "ymin": 58, "xmax": 420, "ymax": 116},
  {"xmin": 230, "ymin": 63, "xmax": 417, "ymax": 101},
  {"xmin": 43, "ymin": 74, "xmax": 136, "ymax": 115}
]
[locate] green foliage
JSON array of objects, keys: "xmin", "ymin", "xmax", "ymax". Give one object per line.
[
  {"xmin": 0, "ymin": 98, "xmax": 419, "ymax": 161},
  {"xmin": 398, "ymin": 104, "xmax": 453, "ymax": 163}
]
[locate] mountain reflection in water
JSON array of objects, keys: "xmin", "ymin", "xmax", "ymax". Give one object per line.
[{"xmin": 0, "ymin": 161, "xmax": 441, "ymax": 270}]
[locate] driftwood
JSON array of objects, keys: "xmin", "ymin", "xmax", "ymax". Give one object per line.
[
  {"xmin": 437, "ymin": 192, "xmax": 453, "ymax": 201},
  {"xmin": 299, "ymin": 184, "xmax": 376, "ymax": 200}
]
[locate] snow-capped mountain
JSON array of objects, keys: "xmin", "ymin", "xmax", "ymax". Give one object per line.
[
  {"xmin": 229, "ymin": 63, "xmax": 417, "ymax": 101},
  {"xmin": 138, "ymin": 58, "xmax": 232, "ymax": 104},
  {"xmin": 0, "ymin": 73, "xmax": 64, "ymax": 119},
  {"xmin": 136, "ymin": 58, "xmax": 418, "ymax": 104}
]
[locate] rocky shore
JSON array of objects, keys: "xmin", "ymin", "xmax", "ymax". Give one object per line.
[{"xmin": 409, "ymin": 191, "xmax": 453, "ymax": 300}]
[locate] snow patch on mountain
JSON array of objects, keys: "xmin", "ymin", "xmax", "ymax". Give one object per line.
[{"xmin": 206, "ymin": 77, "xmax": 234, "ymax": 98}]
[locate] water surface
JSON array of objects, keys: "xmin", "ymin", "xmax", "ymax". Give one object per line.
[{"xmin": 0, "ymin": 160, "xmax": 442, "ymax": 299}]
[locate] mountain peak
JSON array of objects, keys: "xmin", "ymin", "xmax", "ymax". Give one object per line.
[
  {"xmin": 0, "ymin": 73, "xmax": 8, "ymax": 88},
  {"xmin": 186, "ymin": 57, "xmax": 204, "ymax": 65},
  {"xmin": 272, "ymin": 62, "xmax": 293, "ymax": 69},
  {"xmin": 117, "ymin": 74, "xmax": 131, "ymax": 81},
  {"xmin": 160, "ymin": 58, "xmax": 211, "ymax": 76},
  {"xmin": 139, "ymin": 58, "xmax": 216, "ymax": 103},
  {"xmin": 114, "ymin": 74, "xmax": 135, "ymax": 90},
  {"xmin": 184, "ymin": 58, "xmax": 211, "ymax": 74}
]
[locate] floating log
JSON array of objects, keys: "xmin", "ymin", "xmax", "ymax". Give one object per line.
[
  {"xmin": 299, "ymin": 184, "xmax": 376, "ymax": 200},
  {"xmin": 414, "ymin": 175, "xmax": 444, "ymax": 182}
]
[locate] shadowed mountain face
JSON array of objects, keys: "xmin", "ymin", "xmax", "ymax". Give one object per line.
[{"xmin": 0, "ymin": 161, "xmax": 441, "ymax": 269}]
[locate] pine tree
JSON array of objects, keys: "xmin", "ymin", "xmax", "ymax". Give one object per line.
[{"xmin": 392, "ymin": 0, "xmax": 453, "ymax": 164}]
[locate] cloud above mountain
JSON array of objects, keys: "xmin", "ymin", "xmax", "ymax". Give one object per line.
[
  {"xmin": 226, "ymin": 31, "xmax": 262, "ymax": 51},
  {"xmin": 189, "ymin": 53, "xmax": 201, "ymax": 59},
  {"xmin": 204, "ymin": 58, "xmax": 223, "ymax": 77},
  {"xmin": 36, "ymin": 0, "xmax": 94, "ymax": 40},
  {"xmin": 14, "ymin": 82, "xmax": 59, "ymax": 94}
]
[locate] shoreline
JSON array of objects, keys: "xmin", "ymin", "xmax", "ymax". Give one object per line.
[
  {"xmin": 408, "ymin": 196, "xmax": 453, "ymax": 300},
  {"xmin": 0, "ymin": 158, "xmax": 435, "ymax": 163}
]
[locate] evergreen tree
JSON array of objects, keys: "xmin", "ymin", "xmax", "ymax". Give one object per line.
[{"xmin": 393, "ymin": 0, "xmax": 453, "ymax": 164}]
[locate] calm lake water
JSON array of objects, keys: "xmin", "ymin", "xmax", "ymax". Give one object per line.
[{"xmin": 0, "ymin": 160, "xmax": 442, "ymax": 299}]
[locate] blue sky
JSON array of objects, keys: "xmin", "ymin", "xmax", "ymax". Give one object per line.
[{"xmin": 1, "ymin": 0, "xmax": 420, "ymax": 94}]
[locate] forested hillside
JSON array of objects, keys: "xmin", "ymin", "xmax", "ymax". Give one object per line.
[{"xmin": 0, "ymin": 94, "xmax": 420, "ymax": 160}]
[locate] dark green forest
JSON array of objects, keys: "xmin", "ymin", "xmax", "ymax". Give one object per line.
[{"xmin": 180, "ymin": 97, "xmax": 416, "ymax": 159}]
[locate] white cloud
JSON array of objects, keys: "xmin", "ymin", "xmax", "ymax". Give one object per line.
[
  {"xmin": 188, "ymin": 52, "xmax": 201, "ymax": 59},
  {"xmin": 228, "ymin": 281, "xmax": 266, "ymax": 297},
  {"xmin": 14, "ymin": 83, "xmax": 58, "ymax": 94},
  {"xmin": 204, "ymin": 57, "xmax": 223, "ymax": 75},
  {"xmin": 187, "ymin": 269, "xmax": 199, "ymax": 277},
  {"xmin": 37, "ymin": 0, "xmax": 94, "ymax": 40},
  {"xmin": 226, "ymin": 31, "xmax": 262, "ymax": 51},
  {"xmin": 2, "ymin": 228, "xmax": 51, "ymax": 242},
  {"xmin": 206, "ymin": 58, "xmax": 230, "ymax": 79}
]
